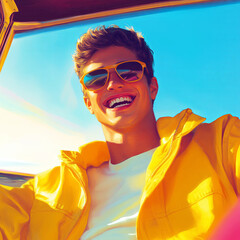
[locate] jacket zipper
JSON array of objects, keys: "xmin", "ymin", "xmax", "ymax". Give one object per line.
[{"xmin": 137, "ymin": 111, "xmax": 191, "ymax": 239}]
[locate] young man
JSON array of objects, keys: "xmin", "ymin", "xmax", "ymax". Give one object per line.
[{"xmin": 0, "ymin": 25, "xmax": 239, "ymax": 240}]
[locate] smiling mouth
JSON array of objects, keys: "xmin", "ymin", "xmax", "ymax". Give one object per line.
[{"xmin": 105, "ymin": 95, "xmax": 135, "ymax": 109}]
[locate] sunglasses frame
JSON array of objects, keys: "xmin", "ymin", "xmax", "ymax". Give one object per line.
[{"xmin": 80, "ymin": 60, "xmax": 148, "ymax": 91}]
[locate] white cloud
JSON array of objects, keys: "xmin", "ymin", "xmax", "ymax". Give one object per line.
[{"xmin": 0, "ymin": 107, "xmax": 85, "ymax": 174}]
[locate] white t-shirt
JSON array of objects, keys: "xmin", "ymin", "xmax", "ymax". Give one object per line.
[{"xmin": 81, "ymin": 148, "xmax": 156, "ymax": 240}]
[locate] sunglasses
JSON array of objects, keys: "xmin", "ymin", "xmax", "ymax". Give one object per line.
[{"xmin": 80, "ymin": 60, "xmax": 147, "ymax": 91}]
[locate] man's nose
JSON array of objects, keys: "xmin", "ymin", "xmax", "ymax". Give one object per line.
[{"xmin": 106, "ymin": 70, "xmax": 124, "ymax": 91}]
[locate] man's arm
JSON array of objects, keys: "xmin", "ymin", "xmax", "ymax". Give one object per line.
[{"xmin": 0, "ymin": 180, "xmax": 34, "ymax": 240}]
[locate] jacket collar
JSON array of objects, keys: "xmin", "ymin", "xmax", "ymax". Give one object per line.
[
  {"xmin": 60, "ymin": 109, "xmax": 205, "ymax": 169},
  {"xmin": 157, "ymin": 108, "xmax": 206, "ymax": 145},
  {"xmin": 60, "ymin": 141, "xmax": 110, "ymax": 169}
]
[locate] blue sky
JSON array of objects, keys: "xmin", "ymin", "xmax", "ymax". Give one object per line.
[{"xmin": 0, "ymin": 1, "xmax": 240, "ymax": 173}]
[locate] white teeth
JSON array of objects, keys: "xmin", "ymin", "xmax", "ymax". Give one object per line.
[
  {"xmin": 114, "ymin": 103, "xmax": 129, "ymax": 108},
  {"xmin": 108, "ymin": 96, "xmax": 132, "ymax": 108}
]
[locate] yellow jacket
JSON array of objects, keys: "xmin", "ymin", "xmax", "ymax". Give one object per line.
[{"xmin": 0, "ymin": 109, "xmax": 240, "ymax": 240}]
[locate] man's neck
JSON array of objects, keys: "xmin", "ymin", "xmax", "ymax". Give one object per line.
[{"xmin": 102, "ymin": 119, "xmax": 160, "ymax": 165}]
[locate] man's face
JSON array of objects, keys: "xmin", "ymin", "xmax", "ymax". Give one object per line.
[{"xmin": 82, "ymin": 46, "xmax": 158, "ymax": 131}]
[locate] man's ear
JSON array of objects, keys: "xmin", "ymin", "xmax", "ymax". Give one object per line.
[
  {"xmin": 83, "ymin": 95, "xmax": 94, "ymax": 114},
  {"xmin": 149, "ymin": 77, "xmax": 158, "ymax": 101}
]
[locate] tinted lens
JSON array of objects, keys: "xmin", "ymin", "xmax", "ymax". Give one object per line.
[
  {"xmin": 116, "ymin": 61, "xmax": 143, "ymax": 82},
  {"xmin": 84, "ymin": 69, "xmax": 108, "ymax": 90}
]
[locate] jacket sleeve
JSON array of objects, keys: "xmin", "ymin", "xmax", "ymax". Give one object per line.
[
  {"xmin": 223, "ymin": 115, "xmax": 240, "ymax": 195},
  {"xmin": 0, "ymin": 180, "xmax": 35, "ymax": 240}
]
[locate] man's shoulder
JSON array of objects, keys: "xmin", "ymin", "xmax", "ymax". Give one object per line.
[
  {"xmin": 156, "ymin": 109, "xmax": 240, "ymax": 143},
  {"xmin": 195, "ymin": 113, "xmax": 240, "ymax": 137}
]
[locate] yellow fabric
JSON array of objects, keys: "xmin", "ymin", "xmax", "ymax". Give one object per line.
[{"xmin": 0, "ymin": 109, "xmax": 239, "ymax": 240}]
